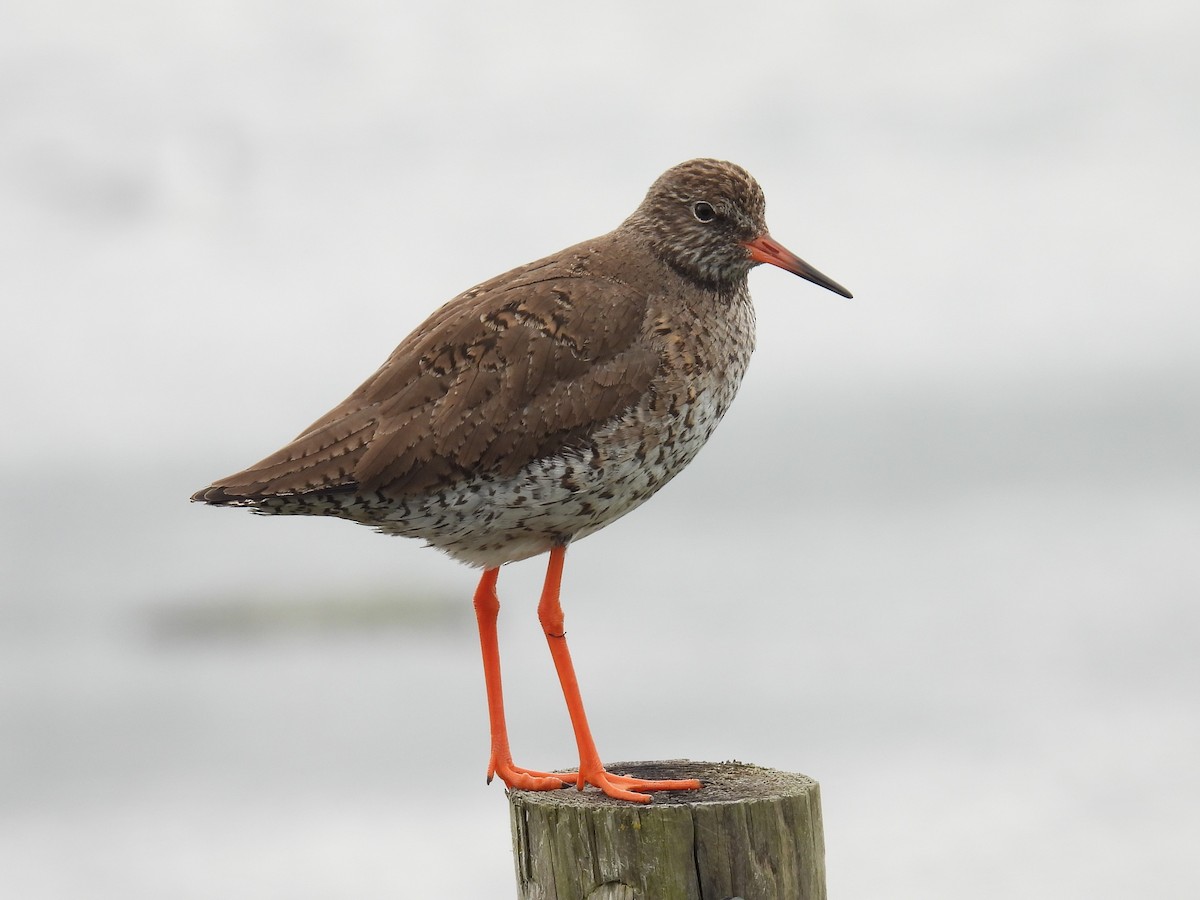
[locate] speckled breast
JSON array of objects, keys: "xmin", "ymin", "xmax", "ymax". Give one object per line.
[{"xmin": 393, "ymin": 291, "xmax": 755, "ymax": 567}]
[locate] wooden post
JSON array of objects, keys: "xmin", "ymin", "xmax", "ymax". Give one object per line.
[{"xmin": 508, "ymin": 760, "xmax": 825, "ymax": 900}]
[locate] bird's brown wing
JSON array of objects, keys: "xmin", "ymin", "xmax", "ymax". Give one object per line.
[{"xmin": 194, "ymin": 262, "xmax": 660, "ymax": 503}]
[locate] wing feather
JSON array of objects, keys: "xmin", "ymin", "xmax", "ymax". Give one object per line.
[{"xmin": 194, "ymin": 252, "xmax": 661, "ymax": 504}]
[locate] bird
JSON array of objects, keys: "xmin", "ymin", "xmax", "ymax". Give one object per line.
[{"xmin": 192, "ymin": 158, "xmax": 851, "ymax": 802}]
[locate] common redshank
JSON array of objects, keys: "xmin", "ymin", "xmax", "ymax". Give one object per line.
[{"xmin": 192, "ymin": 158, "xmax": 851, "ymax": 802}]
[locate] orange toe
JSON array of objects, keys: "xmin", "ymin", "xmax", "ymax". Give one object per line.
[{"xmin": 488, "ymin": 758, "xmax": 569, "ymax": 791}]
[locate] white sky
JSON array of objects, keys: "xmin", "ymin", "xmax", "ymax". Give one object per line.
[{"xmin": 2, "ymin": 0, "xmax": 1197, "ymax": 469}]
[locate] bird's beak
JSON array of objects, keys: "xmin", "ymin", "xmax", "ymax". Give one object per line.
[{"xmin": 744, "ymin": 234, "xmax": 853, "ymax": 299}]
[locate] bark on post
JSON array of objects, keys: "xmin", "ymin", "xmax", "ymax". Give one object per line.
[{"xmin": 508, "ymin": 760, "xmax": 825, "ymax": 900}]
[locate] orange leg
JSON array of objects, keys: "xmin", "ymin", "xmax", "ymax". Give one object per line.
[
  {"xmin": 537, "ymin": 545, "xmax": 702, "ymax": 802},
  {"xmin": 472, "ymin": 568, "xmax": 566, "ymax": 791}
]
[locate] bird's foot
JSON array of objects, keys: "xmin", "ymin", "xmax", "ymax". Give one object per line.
[
  {"xmin": 488, "ymin": 757, "xmax": 569, "ymax": 791},
  {"xmin": 488, "ymin": 756, "xmax": 701, "ymax": 802},
  {"xmin": 569, "ymin": 764, "xmax": 703, "ymax": 803}
]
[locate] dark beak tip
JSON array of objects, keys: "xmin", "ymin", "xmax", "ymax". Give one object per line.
[{"xmin": 809, "ymin": 275, "xmax": 853, "ymax": 300}]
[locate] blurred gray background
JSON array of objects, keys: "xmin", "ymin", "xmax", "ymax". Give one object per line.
[{"xmin": 2, "ymin": 1, "xmax": 1198, "ymax": 897}]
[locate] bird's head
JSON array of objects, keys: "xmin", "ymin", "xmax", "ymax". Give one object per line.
[{"xmin": 625, "ymin": 158, "xmax": 852, "ymax": 298}]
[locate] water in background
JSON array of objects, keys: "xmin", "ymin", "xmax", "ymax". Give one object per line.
[
  {"xmin": 3, "ymin": 389, "xmax": 1196, "ymax": 899},
  {"xmin": 2, "ymin": 2, "xmax": 1198, "ymax": 898}
]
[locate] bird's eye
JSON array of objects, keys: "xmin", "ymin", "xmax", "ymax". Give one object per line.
[{"xmin": 692, "ymin": 201, "xmax": 716, "ymax": 223}]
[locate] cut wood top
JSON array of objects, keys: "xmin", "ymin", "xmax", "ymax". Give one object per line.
[{"xmin": 508, "ymin": 760, "xmax": 819, "ymax": 808}]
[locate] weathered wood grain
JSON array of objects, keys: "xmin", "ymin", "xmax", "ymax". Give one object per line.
[{"xmin": 509, "ymin": 760, "xmax": 825, "ymax": 900}]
